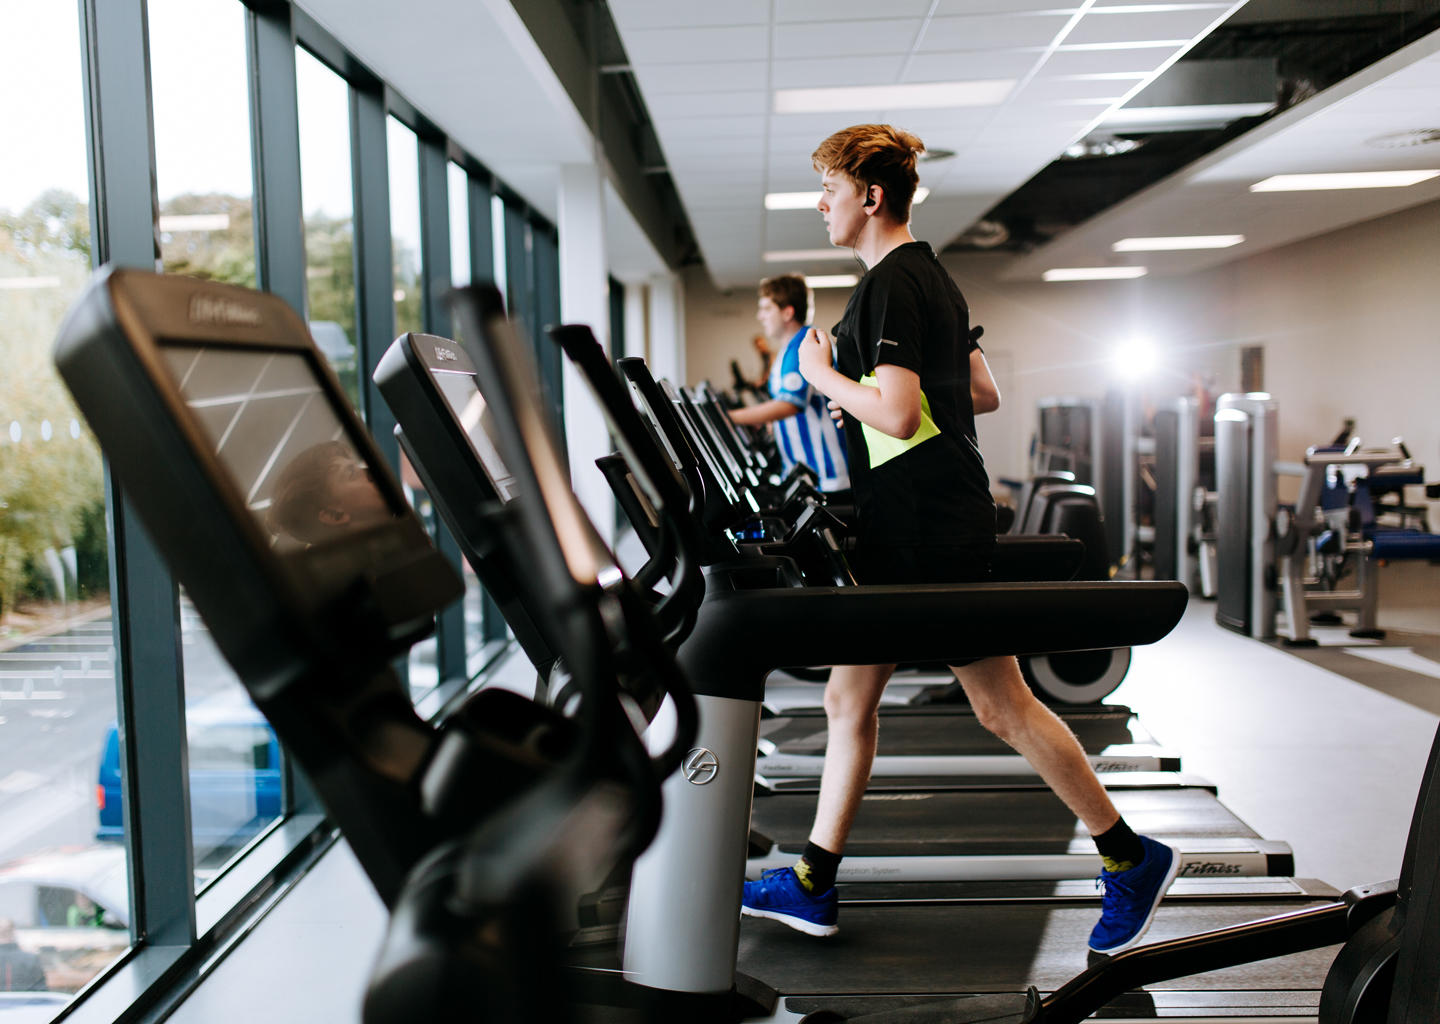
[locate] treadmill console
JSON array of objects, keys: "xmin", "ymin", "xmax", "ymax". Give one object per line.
[
  {"xmin": 54, "ymin": 268, "xmax": 461, "ymax": 695},
  {"xmin": 375, "ymin": 329, "xmax": 559, "ymax": 671}
]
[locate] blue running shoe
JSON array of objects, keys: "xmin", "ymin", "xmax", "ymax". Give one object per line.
[
  {"xmin": 1088, "ymin": 836, "xmax": 1181, "ymax": 954},
  {"xmin": 741, "ymin": 867, "xmax": 838, "ymax": 937}
]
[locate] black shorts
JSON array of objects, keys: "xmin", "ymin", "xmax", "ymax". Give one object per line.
[
  {"xmin": 851, "ymin": 538, "xmax": 994, "ymax": 586},
  {"xmin": 852, "ymin": 539, "xmax": 995, "ymax": 668}
]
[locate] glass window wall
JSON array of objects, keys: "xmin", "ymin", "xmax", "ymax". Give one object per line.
[
  {"xmin": 148, "ymin": 0, "xmax": 280, "ymax": 888},
  {"xmin": 0, "ymin": 1, "xmax": 126, "ymax": 1001},
  {"xmin": 386, "ymin": 118, "xmax": 436, "ymax": 696},
  {"xmin": 446, "ymin": 163, "xmax": 488, "ymax": 669},
  {"xmin": 296, "ymin": 48, "xmax": 360, "ymax": 409}
]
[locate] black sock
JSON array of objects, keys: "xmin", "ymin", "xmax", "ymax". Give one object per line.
[
  {"xmin": 795, "ymin": 842, "xmax": 841, "ymax": 893},
  {"xmin": 1092, "ymin": 818, "xmax": 1145, "ymax": 873}
]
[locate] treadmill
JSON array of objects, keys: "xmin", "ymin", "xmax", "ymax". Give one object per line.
[
  {"xmin": 606, "ymin": 353, "xmax": 1178, "ymax": 782},
  {"xmin": 459, "ymin": 311, "xmax": 1355, "ymax": 1021},
  {"xmin": 378, "ymin": 321, "xmax": 1290, "ymax": 891},
  {"xmin": 556, "ymin": 328, "xmax": 1293, "ymax": 880}
]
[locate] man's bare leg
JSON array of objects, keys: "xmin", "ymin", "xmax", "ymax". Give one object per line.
[
  {"xmin": 808, "ymin": 662, "xmax": 897, "ymax": 852},
  {"xmin": 950, "ymin": 656, "xmax": 1182, "ymax": 952},
  {"xmin": 950, "ymin": 655, "xmax": 1119, "ymax": 834},
  {"xmin": 742, "ymin": 663, "xmax": 895, "ymax": 933}
]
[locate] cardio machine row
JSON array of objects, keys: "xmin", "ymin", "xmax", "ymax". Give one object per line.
[
  {"xmin": 54, "ymin": 270, "xmax": 1439, "ymax": 1024},
  {"xmin": 567, "ymin": 346, "xmax": 1294, "ymax": 887},
  {"xmin": 386, "ymin": 309, "xmax": 1438, "ymax": 1024},
  {"xmin": 545, "ymin": 321, "xmax": 1410, "ymax": 1021},
  {"xmin": 498, "ymin": 322, "xmax": 1324, "ymax": 1019}
]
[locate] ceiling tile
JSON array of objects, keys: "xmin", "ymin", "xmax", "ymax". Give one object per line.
[
  {"xmin": 661, "ymin": 133, "xmax": 769, "ymax": 159},
  {"xmin": 609, "ymin": 0, "xmax": 771, "ymax": 29},
  {"xmin": 625, "ymin": 25, "xmax": 769, "ymax": 65},
  {"xmin": 773, "ymin": 19, "xmax": 926, "ymax": 59},
  {"xmin": 634, "ymin": 61, "xmax": 770, "ymax": 95},
  {"xmin": 1064, "ymin": 8, "xmax": 1224, "ymax": 47},
  {"xmin": 936, "ymin": 0, "xmax": 1083, "ymax": 11},
  {"xmin": 882, "ymin": 108, "xmax": 995, "ymax": 137},
  {"xmin": 767, "ymin": 168, "xmax": 825, "ymax": 192},
  {"xmin": 1020, "ymin": 75, "xmax": 1136, "ymax": 103},
  {"xmin": 776, "ymin": 0, "xmax": 934, "ymax": 20},
  {"xmin": 667, "ymin": 159, "xmax": 766, "ymax": 180},
  {"xmin": 770, "ymin": 54, "xmax": 908, "ymax": 89},
  {"xmin": 902, "ymin": 49, "xmax": 1045, "ymax": 82},
  {"xmin": 651, "ymin": 114, "xmax": 767, "ymax": 139},
  {"xmin": 1090, "ymin": 0, "xmax": 1229, "ymax": 5},
  {"xmin": 1041, "ymin": 45, "xmax": 1180, "ymax": 76},
  {"xmin": 770, "ymin": 111, "xmax": 888, "ymax": 143},
  {"xmin": 919, "ymin": 13, "xmax": 1076, "ymax": 53},
  {"xmin": 764, "ymin": 218, "xmax": 838, "ymax": 249},
  {"xmin": 973, "ymin": 113, "xmax": 1094, "ymax": 139},
  {"xmin": 682, "ymin": 186, "xmax": 769, "ymax": 210},
  {"xmin": 646, "ymin": 90, "xmax": 769, "ymax": 118}
]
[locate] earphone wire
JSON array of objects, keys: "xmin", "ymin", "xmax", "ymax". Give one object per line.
[{"xmin": 850, "ymin": 185, "xmax": 872, "ymax": 273}]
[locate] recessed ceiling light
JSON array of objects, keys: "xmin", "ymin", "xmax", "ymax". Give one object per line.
[
  {"xmin": 763, "ymin": 249, "xmax": 856, "ymax": 262},
  {"xmin": 765, "ymin": 187, "xmax": 931, "ymax": 210},
  {"xmin": 1112, "ymin": 235, "xmax": 1243, "ymax": 251},
  {"xmin": 1250, "ymin": 170, "xmax": 1440, "ymax": 191},
  {"xmin": 807, "ymin": 275, "xmax": 860, "ymax": 289},
  {"xmin": 774, "ymin": 81, "xmax": 1014, "ymax": 115},
  {"xmin": 1043, "ymin": 267, "xmax": 1148, "ymax": 282}
]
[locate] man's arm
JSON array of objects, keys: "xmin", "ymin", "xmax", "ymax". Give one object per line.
[
  {"xmin": 798, "ymin": 328, "xmax": 922, "ymax": 439},
  {"xmin": 970, "ymin": 347, "xmax": 1000, "ymax": 414},
  {"xmin": 727, "ymin": 397, "xmax": 803, "ymax": 426}
]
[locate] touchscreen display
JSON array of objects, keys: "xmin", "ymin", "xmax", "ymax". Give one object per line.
[
  {"xmin": 429, "ymin": 368, "xmax": 520, "ymax": 503},
  {"xmin": 161, "ymin": 345, "xmax": 398, "ymax": 549}
]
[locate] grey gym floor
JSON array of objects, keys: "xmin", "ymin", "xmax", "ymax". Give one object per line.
[{"xmin": 163, "ymin": 560, "xmax": 1439, "ymax": 1023}]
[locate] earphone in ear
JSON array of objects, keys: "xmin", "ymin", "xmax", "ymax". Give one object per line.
[{"xmin": 863, "ymin": 191, "xmax": 876, "ymax": 208}]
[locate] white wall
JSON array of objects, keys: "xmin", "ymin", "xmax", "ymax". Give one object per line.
[
  {"xmin": 685, "ymin": 200, "xmax": 1440, "ymax": 511},
  {"xmin": 682, "ymin": 264, "xmax": 853, "ymax": 391}
]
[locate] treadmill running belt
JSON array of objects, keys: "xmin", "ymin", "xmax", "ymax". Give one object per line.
[
  {"xmin": 738, "ymin": 900, "xmax": 1340, "ymax": 998},
  {"xmin": 760, "ymin": 709, "xmax": 1144, "ymax": 756},
  {"xmin": 754, "ymin": 787, "xmax": 1258, "ymax": 856}
]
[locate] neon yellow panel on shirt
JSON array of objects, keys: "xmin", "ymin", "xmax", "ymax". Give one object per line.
[{"xmin": 859, "ymin": 373, "xmax": 940, "ymax": 468}]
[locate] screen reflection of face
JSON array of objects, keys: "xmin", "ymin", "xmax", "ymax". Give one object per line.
[
  {"xmin": 267, "ymin": 439, "xmax": 393, "ymax": 546},
  {"xmin": 320, "ymin": 454, "xmax": 390, "ymax": 529}
]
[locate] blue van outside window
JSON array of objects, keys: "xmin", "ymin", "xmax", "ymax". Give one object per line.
[{"xmin": 96, "ymin": 702, "xmax": 282, "ymax": 856}]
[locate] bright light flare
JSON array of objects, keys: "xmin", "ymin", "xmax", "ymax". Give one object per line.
[{"xmin": 1112, "ymin": 337, "xmax": 1158, "ymax": 381}]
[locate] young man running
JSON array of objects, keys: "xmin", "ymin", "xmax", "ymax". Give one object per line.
[
  {"xmin": 739, "ymin": 124, "xmax": 1179, "ymax": 955},
  {"xmin": 729, "ymin": 274, "xmax": 850, "ymax": 496}
]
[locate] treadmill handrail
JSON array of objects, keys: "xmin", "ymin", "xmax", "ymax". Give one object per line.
[
  {"xmin": 677, "ymin": 579, "xmax": 1187, "ymax": 693},
  {"xmin": 549, "ymin": 325, "xmax": 706, "ymax": 636},
  {"xmin": 1026, "ymin": 900, "xmax": 1352, "ymax": 1023}
]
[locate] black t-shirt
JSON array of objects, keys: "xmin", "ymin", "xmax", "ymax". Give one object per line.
[{"xmin": 833, "ymin": 241, "xmax": 994, "ymax": 547}]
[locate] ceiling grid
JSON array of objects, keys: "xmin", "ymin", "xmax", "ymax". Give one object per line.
[{"xmin": 611, "ymin": 0, "xmax": 1249, "ymax": 286}]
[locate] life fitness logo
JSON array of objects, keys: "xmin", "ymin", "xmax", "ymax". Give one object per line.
[{"xmin": 683, "ymin": 747, "xmax": 719, "ymax": 785}]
